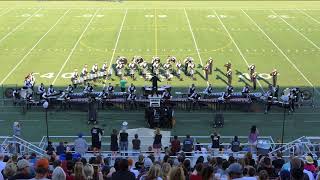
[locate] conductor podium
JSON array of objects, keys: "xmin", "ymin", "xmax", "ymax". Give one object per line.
[{"xmin": 145, "ymin": 95, "xmax": 174, "ymax": 128}]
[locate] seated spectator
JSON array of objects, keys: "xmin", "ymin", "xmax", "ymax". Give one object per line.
[
  {"xmin": 244, "ymin": 152, "xmax": 255, "ymax": 167},
  {"xmin": 56, "ymin": 142, "xmax": 66, "ymax": 156},
  {"xmin": 83, "ymin": 164, "xmax": 94, "ymax": 179},
  {"xmin": 132, "ymin": 134, "xmax": 141, "ymax": 152},
  {"xmin": 272, "ymin": 152, "xmax": 285, "ymax": 174},
  {"xmin": 52, "ymin": 165, "xmax": 66, "ymax": 180},
  {"xmin": 140, "ymin": 164, "xmax": 162, "ymax": 180},
  {"xmin": 137, "ymin": 157, "xmax": 153, "ymax": 179},
  {"xmin": 128, "ymin": 158, "xmax": 139, "ymax": 178},
  {"xmin": 9, "ymin": 159, "xmax": 34, "ymax": 179},
  {"xmin": 46, "ymin": 141, "xmax": 55, "ymax": 155},
  {"xmin": 290, "ymin": 157, "xmax": 310, "ymax": 180},
  {"xmin": 243, "ymin": 166, "xmax": 257, "ymax": 180},
  {"xmin": 111, "ymin": 159, "xmax": 135, "ymax": 180},
  {"xmin": 74, "ymin": 133, "xmax": 88, "ymax": 157},
  {"xmin": 1, "ymin": 163, "xmax": 17, "ymax": 180},
  {"xmin": 202, "ymin": 165, "xmax": 214, "ymax": 180},
  {"xmin": 170, "ymin": 135, "xmax": 181, "ymax": 156},
  {"xmin": 30, "ymin": 158, "xmax": 50, "ymax": 180},
  {"xmin": 182, "ymin": 135, "xmax": 194, "ymax": 156},
  {"xmin": 169, "ymin": 166, "xmax": 185, "ymax": 180},
  {"xmin": 161, "ymin": 163, "xmax": 171, "ymax": 180},
  {"xmin": 279, "ymin": 170, "xmax": 290, "ymax": 180},
  {"xmin": 304, "ymin": 156, "xmax": 316, "ymax": 173},
  {"xmin": 135, "ymin": 155, "xmax": 144, "ymax": 171},
  {"xmin": 0, "ymin": 154, "xmax": 5, "ymax": 172},
  {"xmin": 257, "ymin": 156, "xmax": 276, "ymax": 178},
  {"xmin": 258, "ymin": 170, "xmax": 269, "ymax": 180},
  {"xmin": 231, "ymin": 136, "xmax": 241, "ymax": 152},
  {"xmin": 227, "ymin": 163, "xmax": 243, "ymax": 180}
]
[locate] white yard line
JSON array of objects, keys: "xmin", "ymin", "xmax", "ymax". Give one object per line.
[
  {"xmin": 213, "ymin": 10, "xmax": 265, "ymax": 93},
  {"xmin": 271, "ymin": 10, "xmax": 320, "ymax": 50},
  {"xmin": 242, "ymin": 9, "xmax": 320, "ymax": 95},
  {"xmin": 52, "ymin": 9, "xmax": 100, "ymax": 85},
  {"xmin": 0, "ymin": 8, "xmax": 11, "ymax": 16},
  {"xmin": 0, "ymin": 8, "xmax": 42, "ymax": 44},
  {"xmin": 297, "ymin": 9, "xmax": 320, "ymax": 24},
  {"xmin": 107, "ymin": 9, "xmax": 127, "ymax": 73},
  {"xmin": 0, "ymin": 9, "xmax": 71, "ymax": 85}
]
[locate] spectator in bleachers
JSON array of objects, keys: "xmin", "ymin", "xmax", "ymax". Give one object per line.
[
  {"xmin": 248, "ymin": 125, "xmax": 259, "ymax": 153},
  {"xmin": 279, "ymin": 170, "xmax": 290, "ymax": 180},
  {"xmin": 227, "ymin": 163, "xmax": 243, "ymax": 180},
  {"xmin": 272, "ymin": 152, "xmax": 285, "ymax": 174},
  {"xmin": 13, "ymin": 122, "xmax": 21, "ymax": 153},
  {"xmin": 83, "ymin": 164, "xmax": 94, "ymax": 180},
  {"xmin": 170, "ymin": 135, "xmax": 181, "ymax": 156},
  {"xmin": 119, "ymin": 129, "xmax": 129, "ymax": 156},
  {"xmin": 74, "ymin": 133, "xmax": 88, "ymax": 157},
  {"xmin": 110, "ymin": 129, "xmax": 119, "ymax": 157},
  {"xmin": 244, "ymin": 152, "xmax": 255, "ymax": 167},
  {"xmin": 153, "ymin": 128, "xmax": 162, "ymax": 160},
  {"xmin": 161, "ymin": 163, "xmax": 171, "ymax": 180},
  {"xmin": 257, "ymin": 156, "xmax": 276, "ymax": 178},
  {"xmin": 182, "ymin": 134, "xmax": 194, "ymax": 157},
  {"xmin": 56, "ymin": 142, "xmax": 66, "ymax": 156},
  {"xmin": 231, "ymin": 136, "xmax": 241, "ymax": 152},
  {"xmin": 111, "ymin": 159, "xmax": 135, "ymax": 180},
  {"xmin": 304, "ymin": 156, "xmax": 316, "ymax": 173},
  {"xmin": 45, "ymin": 141, "xmax": 55, "ymax": 155},
  {"xmin": 140, "ymin": 164, "xmax": 161, "ymax": 180},
  {"xmin": 132, "ymin": 134, "xmax": 141, "ymax": 152},
  {"xmin": 190, "ymin": 163, "xmax": 203, "ymax": 180},
  {"xmin": 202, "ymin": 165, "xmax": 214, "ymax": 180},
  {"xmin": 52, "ymin": 164, "xmax": 66, "ymax": 180},
  {"xmin": 92, "ymin": 164, "xmax": 103, "ymax": 180},
  {"xmin": 169, "ymin": 166, "xmax": 185, "ymax": 180},
  {"xmin": 258, "ymin": 170, "xmax": 269, "ymax": 180},
  {"xmin": 0, "ymin": 154, "xmax": 5, "ymax": 172},
  {"xmin": 1, "ymin": 163, "xmax": 17, "ymax": 180},
  {"xmin": 9, "ymin": 159, "xmax": 34, "ymax": 179},
  {"xmin": 72, "ymin": 162, "xmax": 85, "ymax": 180},
  {"xmin": 135, "ymin": 155, "xmax": 144, "ymax": 171},
  {"xmin": 128, "ymin": 158, "xmax": 139, "ymax": 178},
  {"xmin": 244, "ymin": 166, "xmax": 257, "ymax": 180},
  {"xmin": 290, "ymin": 157, "xmax": 310, "ymax": 180},
  {"xmin": 137, "ymin": 157, "xmax": 152, "ymax": 179},
  {"xmin": 30, "ymin": 158, "xmax": 49, "ymax": 180}
]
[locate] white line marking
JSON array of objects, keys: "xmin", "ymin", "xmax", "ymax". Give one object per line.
[
  {"xmin": 214, "ymin": 10, "xmax": 265, "ymax": 93},
  {"xmin": 0, "ymin": 8, "xmax": 42, "ymax": 44},
  {"xmin": 107, "ymin": 9, "xmax": 127, "ymax": 72},
  {"xmin": 242, "ymin": 9, "xmax": 320, "ymax": 95},
  {"xmin": 184, "ymin": 8, "xmax": 208, "ymax": 84},
  {"xmin": 0, "ymin": 9, "xmax": 71, "ymax": 85},
  {"xmin": 297, "ymin": 9, "xmax": 320, "ymax": 24},
  {"xmin": 0, "ymin": 8, "xmax": 11, "ymax": 16},
  {"xmin": 52, "ymin": 9, "xmax": 100, "ymax": 85},
  {"xmin": 271, "ymin": 10, "xmax": 320, "ymax": 50}
]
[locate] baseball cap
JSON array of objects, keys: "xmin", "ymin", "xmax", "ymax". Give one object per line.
[
  {"xmin": 17, "ymin": 159, "xmax": 30, "ymax": 169},
  {"xmin": 36, "ymin": 158, "xmax": 49, "ymax": 169},
  {"xmin": 227, "ymin": 163, "xmax": 243, "ymax": 174}
]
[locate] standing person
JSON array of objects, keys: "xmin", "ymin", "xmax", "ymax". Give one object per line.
[
  {"xmin": 248, "ymin": 125, "xmax": 259, "ymax": 153},
  {"xmin": 170, "ymin": 135, "xmax": 181, "ymax": 156},
  {"xmin": 30, "ymin": 158, "xmax": 50, "ymax": 180},
  {"xmin": 210, "ymin": 132, "xmax": 220, "ymax": 153},
  {"xmin": 74, "ymin": 133, "xmax": 88, "ymax": 157},
  {"xmin": 248, "ymin": 64, "xmax": 256, "ymax": 77},
  {"xmin": 150, "ymin": 74, "xmax": 161, "ymax": 95},
  {"xmin": 119, "ymin": 129, "xmax": 129, "ymax": 156},
  {"xmin": 208, "ymin": 57, "xmax": 213, "ymax": 74},
  {"xmin": 182, "ymin": 134, "xmax": 194, "ymax": 157},
  {"xmin": 270, "ymin": 68, "xmax": 278, "ymax": 87},
  {"xmin": 110, "ymin": 129, "xmax": 118, "ymax": 158},
  {"xmin": 226, "ymin": 69, "xmax": 232, "ymax": 85},
  {"xmin": 132, "ymin": 134, "xmax": 141, "ymax": 153},
  {"xmin": 231, "ymin": 136, "xmax": 241, "ymax": 153},
  {"xmin": 153, "ymin": 128, "xmax": 162, "ymax": 159},
  {"xmin": 91, "ymin": 125, "xmax": 104, "ymax": 156},
  {"xmin": 224, "ymin": 61, "xmax": 232, "ymax": 71},
  {"xmin": 203, "ymin": 63, "xmax": 210, "ymax": 81},
  {"xmin": 13, "ymin": 122, "xmax": 21, "ymax": 153},
  {"xmin": 120, "ymin": 78, "xmax": 127, "ymax": 92},
  {"xmin": 251, "ymin": 72, "xmax": 257, "ymax": 90}
]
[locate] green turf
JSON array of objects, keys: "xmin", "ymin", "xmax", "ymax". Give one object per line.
[{"xmin": 0, "ymin": 1, "xmax": 320, "ymax": 143}]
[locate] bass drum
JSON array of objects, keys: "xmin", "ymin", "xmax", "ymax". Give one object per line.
[{"xmin": 301, "ymin": 90, "xmax": 312, "ymax": 100}]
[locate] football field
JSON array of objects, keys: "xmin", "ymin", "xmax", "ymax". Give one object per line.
[{"xmin": 1, "ymin": 1, "xmax": 320, "ymax": 142}]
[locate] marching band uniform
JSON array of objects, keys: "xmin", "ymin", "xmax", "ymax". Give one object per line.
[
  {"xmin": 116, "ymin": 63, "xmax": 124, "ymax": 77},
  {"xmin": 189, "ymin": 62, "xmax": 195, "ymax": 80},
  {"xmin": 100, "ymin": 63, "xmax": 107, "ymax": 77},
  {"xmin": 270, "ymin": 69, "xmax": 278, "ymax": 87},
  {"xmin": 98, "ymin": 90, "xmax": 107, "ymax": 99},
  {"xmin": 226, "ymin": 69, "xmax": 232, "ymax": 85},
  {"xmin": 248, "ymin": 64, "xmax": 256, "ymax": 77},
  {"xmin": 37, "ymin": 83, "xmax": 45, "ymax": 99},
  {"xmin": 128, "ymin": 84, "xmax": 136, "ymax": 94},
  {"xmin": 208, "ymin": 58, "xmax": 213, "ymax": 74},
  {"xmin": 224, "ymin": 62, "xmax": 231, "ymax": 71},
  {"xmin": 66, "ymin": 85, "xmax": 74, "ymax": 94},
  {"xmin": 242, "ymin": 86, "xmax": 250, "ymax": 97},
  {"xmin": 204, "ymin": 63, "xmax": 210, "ymax": 81},
  {"xmin": 163, "ymin": 63, "xmax": 172, "ymax": 80},
  {"xmin": 162, "ymin": 90, "xmax": 172, "ymax": 100},
  {"xmin": 47, "ymin": 85, "xmax": 56, "ymax": 96},
  {"xmin": 141, "ymin": 62, "xmax": 148, "ymax": 78},
  {"xmin": 188, "ymin": 84, "xmax": 196, "ymax": 97},
  {"xmin": 251, "ymin": 72, "xmax": 257, "ymax": 90},
  {"xmin": 71, "ymin": 69, "xmax": 79, "ymax": 86},
  {"xmin": 226, "ymin": 85, "xmax": 234, "ymax": 96},
  {"xmin": 128, "ymin": 62, "xmax": 136, "ymax": 80},
  {"xmin": 90, "ymin": 64, "xmax": 98, "ymax": 79},
  {"xmin": 107, "ymin": 84, "xmax": 114, "ymax": 94},
  {"xmin": 83, "ymin": 83, "xmax": 93, "ymax": 94},
  {"xmin": 176, "ymin": 61, "xmax": 182, "ymax": 78},
  {"xmin": 153, "ymin": 62, "xmax": 160, "ymax": 75},
  {"xmin": 204, "ymin": 84, "xmax": 213, "ymax": 94},
  {"xmin": 184, "ymin": 56, "xmax": 193, "ymax": 74},
  {"xmin": 81, "ymin": 65, "xmax": 88, "ymax": 80}
]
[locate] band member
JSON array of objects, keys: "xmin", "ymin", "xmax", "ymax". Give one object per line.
[
  {"xmin": 270, "ymin": 68, "xmax": 278, "ymax": 87},
  {"xmin": 188, "ymin": 84, "xmax": 196, "ymax": 97},
  {"xmin": 100, "ymin": 63, "xmax": 107, "ymax": 77},
  {"xmin": 116, "ymin": 63, "xmax": 124, "ymax": 77},
  {"xmin": 37, "ymin": 83, "xmax": 45, "ymax": 98},
  {"xmin": 47, "ymin": 85, "xmax": 56, "ymax": 96},
  {"xmin": 42, "ymin": 91, "xmax": 48, "ymax": 100},
  {"xmin": 176, "ymin": 61, "xmax": 182, "ymax": 78},
  {"xmin": 91, "ymin": 64, "xmax": 99, "ymax": 79},
  {"xmin": 204, "ymin": 83, "xmax": 213, "ymax": 94},
  {"xmin": 248, "ymin": 64, "xmax": 256, "ymax": 77},
  {"xmin": 81, "ymin": 64, "xmax": 88, "ymax": 80},
  {"xmin": 150, "ymin": 74, "xmax": 161, "ymax": 95},
  {"xmin": 208, "ymin": 57, "xmax": 213, "ymax": 74},
  {"xmin": 188, "ymin": 91, "xmax": 201, "ymax": 101},
  {"xmin": 184, "ymin": 56, "xmax": 193, "ymax": 73},
  {"xmin": 133, "ymin": 56, "xmax": 144, "ymax": 64},
  {"xmin": 140, "ymin": 61, "xmax": 148, "ymax": 79},
  {"xmin": 116, "ymin": 56, "xmax": 127, "ymax": 65},
  {"xmin": 163, "ymin": 62, "xmax": 172, "ymax": 80},
  {"xmin": 84, "ymin": 83, "xmax": 94, "ymax": 94},
  {"xmin": 224, "ymin": 61, "xmax": 232, "ymax": 71},
  {"xmin": 28, "ymin": 72, "xmax": 36, "ymax": 88},
  {"xmin": 189, "ymin": 62, "xmax": 196, "ymax": 80},
  {"xmin": 24, "ymin": 77, "xmax": 32, "ymax": 89},
  {"xmin": 251, "ymin": 72, "xmax": 257, "ymax": 90},
  {"xmin": 106, "ymin": 83, "xmax": 114, "ymax": 94},
  {"xmin": 127, "ymin": 93, "xmax": 137, "ymax": 109},
  {"xmin": 226, "ymin": 85, "xmax": 234, "ymax": 95},
  {"xmin": 226, "ymin": 69, "xmax": 232, "ymax": 85},
  {"xmin": 128, "ymin": 83, "xmax": 136, "ymax": 94},
  {"xmin": 71, "ymin": 69, "xmax": 79, "ymax": 86},
  {"xmin": 128, "ymin": 62, "xmax": 136, "ymax": 80},
  {"xmin": 203, "ymin": 63, "xmax": 210, "ymax": 81},
  {"xmin": 152, "ymin": 56, "xmax": 161, "ymax": 64},
  {"xmin": 152, "ymin": 62, "xmax": 160, "ymax": 75},
  {"xmin": 242, "ymin": 85, "xmax": 250, "ymax": 97},
  {"xmin": 66, "ymin": 84, "xmax": 74, "ymax": 94},
  {"xmin": 166, "ymin": 56, "xmax": 176, "ymax": 64}
]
